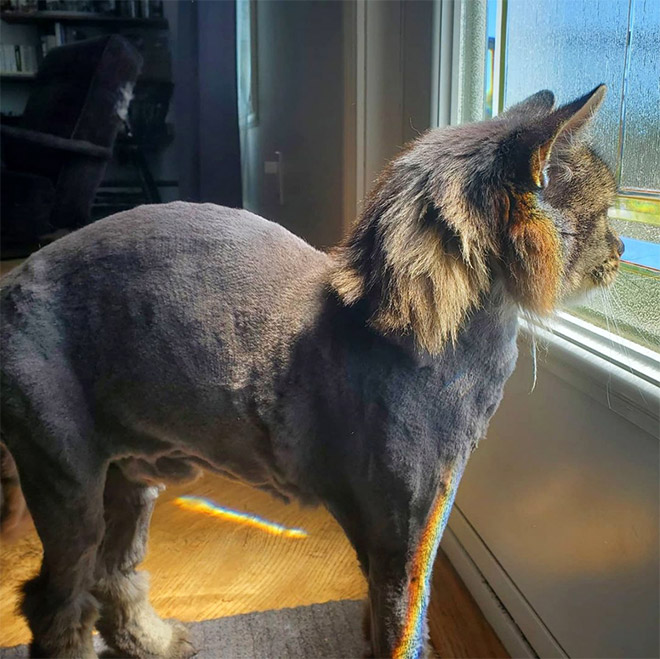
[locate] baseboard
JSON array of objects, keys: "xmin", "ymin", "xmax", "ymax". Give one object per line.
[{"xmin": 441, "ymin": 506, "xmax": 568, "ymax": 659}]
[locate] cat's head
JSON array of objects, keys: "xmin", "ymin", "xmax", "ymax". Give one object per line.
[
  {"xmin": 332, "ymin": 85, "xmax": 621, "ymax": 353},
  {"xmin": 496, "ymin": 85, "xmax": 621, "ymax": 299}
]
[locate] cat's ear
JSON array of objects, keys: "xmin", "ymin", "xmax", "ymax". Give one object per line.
[
  {"xmin": 551, "ymin": 83, "xmax": 607, "ymax": 139},
  {"xmin": 505, "ymin": 84, "xmax": 606, "ymax": 189},
  {"xmin": 501, "ymin": 89, "xmax": 555, "ymax": 120}
]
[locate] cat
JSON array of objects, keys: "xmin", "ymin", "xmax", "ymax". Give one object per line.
[{"xmin": 0, "ymin": 85, "xmax": 623, "ymax": 659}]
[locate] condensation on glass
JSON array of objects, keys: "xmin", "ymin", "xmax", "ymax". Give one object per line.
[{"xmin": 619, "ymin": 0, "xmax": 660, "ymax": 193}]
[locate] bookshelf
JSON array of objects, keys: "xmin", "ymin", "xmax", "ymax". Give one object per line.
[
  {"xmin": 0, "ymin": 71, "xmax": 37, "ymax": 80},
  {"xmin": 0, "ymin": 6, "xmax": 169, "ymax": 79},
  {"xmin": 1, "ymin": 10, "xmax": 167, "ymax": 29}
]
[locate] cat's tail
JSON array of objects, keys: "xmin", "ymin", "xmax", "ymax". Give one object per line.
[{"xmin": 0, "ymin": 440, "xmax": 31, "ymax": 541}]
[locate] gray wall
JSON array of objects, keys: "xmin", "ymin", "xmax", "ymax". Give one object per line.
[
  {"xmin": 237, "ymin": 0, "xmax": 433, "ymax": 249},
  {"xmin": 356, "ymin": 0, "xmax": 434, "ymax": 208},
  {"xmin": 174, "ymin": 0, "xmax": 241, "ymax": 207}
]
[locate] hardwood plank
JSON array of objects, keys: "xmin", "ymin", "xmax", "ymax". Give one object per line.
[
  {"xmin": 0, "ymin": 259, "xmax": 24, "ymax": 276},
  {"xmin": 429, "ymin": 550, "xmax": 509, "ymax": 658}
]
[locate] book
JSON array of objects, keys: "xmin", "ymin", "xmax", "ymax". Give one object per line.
[
  {"xmin": 21, "ymin": 45, "xmax": 37, "ymax": 73},
  {"xmin": 54, "ymin": 22, "xmax": 65, "ymax": 47},
  {"xmin": 4, "ymin": 45, "xmax": 15, "ymax": 73}
]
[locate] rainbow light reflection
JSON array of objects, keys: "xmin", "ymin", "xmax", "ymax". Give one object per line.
[
  {"xmin": 393, "ymin": 464, "xmax": 464, "ymax": 659},
  {"xmin": 174, "ymin": 495, "xmax": 308, "ymax": 539}
]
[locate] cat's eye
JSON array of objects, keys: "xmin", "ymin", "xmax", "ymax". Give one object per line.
[{"xmin": 540, "ymin": 168, "xmax": 549, "ymax": 189}]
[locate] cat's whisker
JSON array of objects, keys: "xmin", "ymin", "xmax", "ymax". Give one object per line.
[
  {"xmin": 597, "ymin": 287, "xmax": 651, "ymax": 408},
  {"xmin": 529, "ymin": 335, "xmax": 538, "ymax": 394},
  {"xmin": 597, "ymin": 288, "xmax": 617, "ymax": 413},
  {"xmin": 608, "ymin": 286, "xmax": 657, "ymax": 364},
  {"xmin": 607, "ymin": 285, "xmax": 646, "ymax": 340}
]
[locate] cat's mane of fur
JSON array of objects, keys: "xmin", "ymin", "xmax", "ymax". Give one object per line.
[{"xmin": 330, "ymin": 86, "xmax": 608, "ymax": 354}]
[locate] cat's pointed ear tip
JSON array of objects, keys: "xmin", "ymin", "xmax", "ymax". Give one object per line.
[
  {"xmin": 586, "ymin": 84, "xmax": 607, "ymax": 112},
  {"xmin": 561, "ymin": 84, "xmax": 607, "ymax": 117},
  {"xmin": 593, "ymin": 83, "xmax": 607, "ymax": 98},
  {"xmin": 584, "ymin": 84, "xmax": 607, "ymax": 107},
  {"xmin": 534, "ymin": 89, "xmax": 556, "ymax": 109}
]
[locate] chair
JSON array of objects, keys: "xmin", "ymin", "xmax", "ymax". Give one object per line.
[{"xmin": 1, "ymin": 35, "xmax": 142, "ymax": 259}]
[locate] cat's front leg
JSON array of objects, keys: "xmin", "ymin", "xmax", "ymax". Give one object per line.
[{"xmin": 341, "ymin": 455, "xmax": 467, "ymax": 659}]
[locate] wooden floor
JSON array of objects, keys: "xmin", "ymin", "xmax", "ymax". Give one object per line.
[
  {"xmin": 429, "ymin": 552, "xmax": 509, "ymax": 659},
  {"xmin": 0, "ymin": 472, "xmax": 507, "ymax": 658}
]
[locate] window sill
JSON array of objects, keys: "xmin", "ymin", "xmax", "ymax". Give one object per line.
[{"xmin": 519, "ymin": 312, "xmax": 659, "ymax": 437}]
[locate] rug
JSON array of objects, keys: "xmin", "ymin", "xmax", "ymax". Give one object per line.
[{"xmin": 0, "ymin": 599, "xmax": 366, "ymax": 658}]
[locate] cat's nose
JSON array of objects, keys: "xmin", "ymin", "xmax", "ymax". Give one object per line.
[{"xmin": 616, "ymin": 237, "xmax": 625, "ymax": 256}]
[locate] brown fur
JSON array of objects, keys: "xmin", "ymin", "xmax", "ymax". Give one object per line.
[
  {"xmin": 21, "ymin": 576, "xmax": 99, "ymax": 659},
  {"xmin": 332, "ymin": 85, "xmax": 619, "ymax": 354},
  {"xmin": 330, "ymin": 165, "xmax": 494, "ymax": 353},
  {"xmin": 95, "ymin": 572, "xmax": 192, "ymax": 659},
  {"xmin": 0, "ymin": 443, "xmax": 30, "ymax": 540},
  {"xmin": 505, "ymin": 191, "xmax": 563, "ymax": 313}
]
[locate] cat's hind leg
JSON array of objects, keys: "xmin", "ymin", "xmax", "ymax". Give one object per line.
[
  {"xmin": 8, "ymin": 443, "xmax": 106, "ymax": 658},
  {"xmin": 93, "ymin": 464, "xmax": 195, "ymax": 659}
]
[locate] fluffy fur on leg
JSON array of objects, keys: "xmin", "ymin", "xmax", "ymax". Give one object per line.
[
  {"xmin": 0, "ymin": 442, "xmax": 31, "ymax": 541},
  {"xmin": 21, "ymin": 574, "xmax": 99, "ymax": 659},
  {"xmin": 95, "ymin": 571, "xmax": 195, "ymax": 659}
]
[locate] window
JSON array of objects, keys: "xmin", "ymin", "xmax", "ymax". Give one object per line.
[
  {"xmin": 480, "ymin": 0, "xmax": 660, "ymax": 354},
  {"xmin": 236, "ymin": 0, "xmax": 258, "ymax": 128}
]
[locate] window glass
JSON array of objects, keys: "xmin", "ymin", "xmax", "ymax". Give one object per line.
[
  {"xmin": 619, "ymin": 0, "xmax": 660, "ymax": 192},
  {"xmin": 504, "ymin": 0, "xmax": 629, "ymax": 171}
]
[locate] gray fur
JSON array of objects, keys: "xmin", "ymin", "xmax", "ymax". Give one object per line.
[{"xmin": 0, "ymin": 203, "xmax": 517, "ymax": 657}]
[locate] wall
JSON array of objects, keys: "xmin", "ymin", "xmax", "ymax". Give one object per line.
[
  {"xmin": 238, "ymin": 0, "xmax": 434, "ymax": 248},
  {"xmin": 357, "ymin": 0, "xmax": 434, "ymax": 205},
  {"xmin": 173, "ymin": 0, "xmax": 241, "ymax": 207}
]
